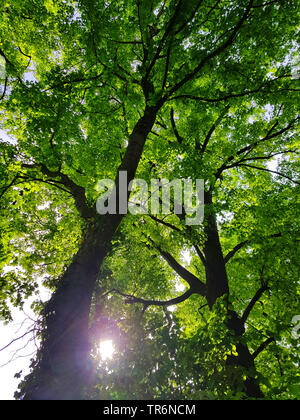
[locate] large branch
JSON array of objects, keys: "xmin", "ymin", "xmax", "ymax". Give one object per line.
[
  {"xmin": 224, "ymin": 240, "xmax": 249, "ymax": 264},
  {"xmin": 194, "ymin": 244, "xmax": 206, "ymax": 267},
  {"xmin": 150, "ymin": 240, "xmax": 206, "ymax": 295},
  {"xmin": 147, "ymin": 214, "xmax": 206, "ymax": 267},
  {"xmin": 157, "ymin": 247, "xmax": 206, "ymax": 296},
  {"xmin": 112, "ymin": 288, "xmax": 193, "ymax": 309},
  {"xmin": 21, "ymin": 163, "xmax": 94, "ymax": 219}
]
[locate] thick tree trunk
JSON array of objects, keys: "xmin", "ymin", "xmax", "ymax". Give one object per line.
[
  {"xmin": 203, "ymin": 191, "xmax": 263, "ymax": 399},
  {"xmin": 203, "ymin": 191, "xmax": 229, "ymax": 308},
  {"xmin": 22, "ymin": 106, "xmax": 158, "ymax": 400},
  {"xmin": 24, "ymin": 224, "xmax": 105, "ymax": 400}
]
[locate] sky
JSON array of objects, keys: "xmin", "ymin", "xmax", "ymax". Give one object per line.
[
  {"xmin": 0, "ymin": 284, "xmax": 51, "ymax": 400},
  {"xmin": 0, "ymin": 123, "xmax": 33, "ymax": 399}
]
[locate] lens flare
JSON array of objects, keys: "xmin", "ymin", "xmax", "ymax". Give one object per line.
[{"xmin": 99, "ymin": 339, "xmax": 114, "ymax": 360}]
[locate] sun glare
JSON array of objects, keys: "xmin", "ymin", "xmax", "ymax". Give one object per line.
[{"xmin": 99, "ymin": 339, "xmax": 115, "ymax": 360}]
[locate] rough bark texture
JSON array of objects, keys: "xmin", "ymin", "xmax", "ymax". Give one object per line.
[
  {"xmin": 22, "ymin": 106, "xmax": 159, "ymax": 400},
  {"xmin": 203, "ymin": 191, "xmax": 229, "ymax": 308},
  {"xmin": 203, "ymin": 191, "xmax": 263, "ymax": 399},
  {"xmin": 24, "ymin": 224, "xmax": 105, "ymax": 400}
]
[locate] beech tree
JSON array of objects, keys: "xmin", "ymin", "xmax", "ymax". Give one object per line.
[{"xmin": 0, "ymin": 0, "xmax": 299, "ymax": 400}]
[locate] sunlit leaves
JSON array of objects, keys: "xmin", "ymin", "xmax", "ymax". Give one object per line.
[{"xmin": 0, "ymin": 0, "xmax": 299, "ymax": 400}]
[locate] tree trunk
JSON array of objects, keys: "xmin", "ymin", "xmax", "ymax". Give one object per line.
[
  {"xmin": 24, "ymin": 224, "xmax": 105, "ymax": 400},
  {"xmin": 22, "ymin": 106, "xmax": 159, "ymax": 400},
  {"xmin": 203, "ymin": 191, "xmax": 229, "ymax": 308},
  {"xmin": 203, "ymin": 191, "xmax": 263, "ymax": 399}
]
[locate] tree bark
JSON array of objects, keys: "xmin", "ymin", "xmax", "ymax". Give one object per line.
[
  {"xmin": 22, "ymin": 106, "xmax": 159, "ymax": 400},
  {"xmin": 24, "ymin": 224, "xmax": 105, "ymax": 399},
  {"xmin": 203, "ymin": 191, "xmax": 229, "ymax": 308},
  {"xmin": 203, "ymin": 191, "xmax": 263, "ymax": 399}
]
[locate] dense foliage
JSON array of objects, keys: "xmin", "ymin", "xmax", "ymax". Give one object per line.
[{"xmin": 0, "ymin": 0, "xmax": 299, "ymax": 400}]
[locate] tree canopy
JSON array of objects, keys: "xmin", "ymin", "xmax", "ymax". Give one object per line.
[{"xmin": 0, "ymin": 0, "xmax": 299, "ymax": 400}]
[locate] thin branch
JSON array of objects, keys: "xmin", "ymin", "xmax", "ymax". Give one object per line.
[
  {"xmin": 252, "ymin": 0, "xmax": 281, "ymax": 8},
  {"xmin": 0, "ymin": 47, "xmax": 14, "ymax": 68},
  {"xmin": 154, "ymin": 0, "xmax": 166, "ymax": 22},
  {"xmin": 224, "ymin": 233, "xmax": 282, "ymax": 264},
  {"xmin": 0, "ymin": 329, "xmax": 36, "ymax": 352},
  {"xmin": 252, "ymin": 337, "xmax": 274, "ymax": 360},
  {"xmin": 18, "ymin": 46, "xmax": 32, "ymax": 70},
  {"xmin": 17, "ymin": 175, "xmax": 73, "ymax": 195},
  {"xmin": 215, "ymin": 118, "xmax": 299, "ymax": 180},
  {"xmin": 0, "ymin": 175, "xmax": 19, "ymax": 200},
  {"xmin": 199, "ymin": 104, "xmax": 230, "ymax": 156},
  {"xmin": 150, "ymin": 130, "xmax": 160, "ymax": 137},
  {"xmin": 148, "ymin": 213, "xmax": 181, "ymax": 232},
  {"xmin": 162, "ymin": 44, "xmax": 172, "ymax": 90},
  {"xmin": 136, "ymin": 0, "xmax": 147, "ymax": 62},
  {"xmin": 168, "ymin": 75, "xmax": 292, "ymax": 103},
  {"xmin": 18, "ymin": 46, "xmax": 31, "ymax": 60},
  {"xmin": 117, "ymin": 64, "xmax": 140, "ymax": 84},
  {"xmin": 165, "ymin": 0, "xmax": 254, "ymax": 100},
  {"xmin": 274, "ymin": 353, "xmax": 283, "ymax": 377},
  {"xmin": 237, "ymin": 164, "xmax": 300, "ymax": 185},
  {"xmin": 224, "ymin": 240, "xmax": 249, "ymax": 264},
  {"xmin": 0, "ymin": 76, "xmax": 8, "ymax": 100},
  {"xmin": 170, "ymin": 107, "xmax": 184, "ymax": 143},
  {"xmin": 173, "ymin": 0, "xmax": 205, "ymax": 36},
  {"xmin": 234, "ymin": 149, "xmax": 298, "ymax": 165},
  {"xmin": 155, "ymin": 116, "xmax": 168, "ymax": 130},
  {"xmin": 242, "ymin": 284, "xmax": 268, "ymax": 323},
  {"xmin": 0, "ymin": 349, "xmax": 37, "ymax": 368},
  {"xmin": 235, "ymin": 119, "xmax": 297, "ymax": 158},
  {"xmin": 105, "ymin": 38, "xmax": 142, "ymax": 45},
  {"xmin": 229, "ymin": 120, "xmax": 281, "ymax": 162},
  {"xmin": 0, "ymin": 48, "xmax": 25, "ymax": 85},
  {"xmin": 198, "ymin": 0, "xmax": 222, "ymax": 28},
  {"xmin": 44, "ymin": 72, "xmax": 104, "ymax": 92},
  {"xmin": 144, "ymin": 0, "xmax": 184, "ymax": 81},
  {"xmin": 194, "ymin": 244, "xmax": 206, "ymax": 267}
]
